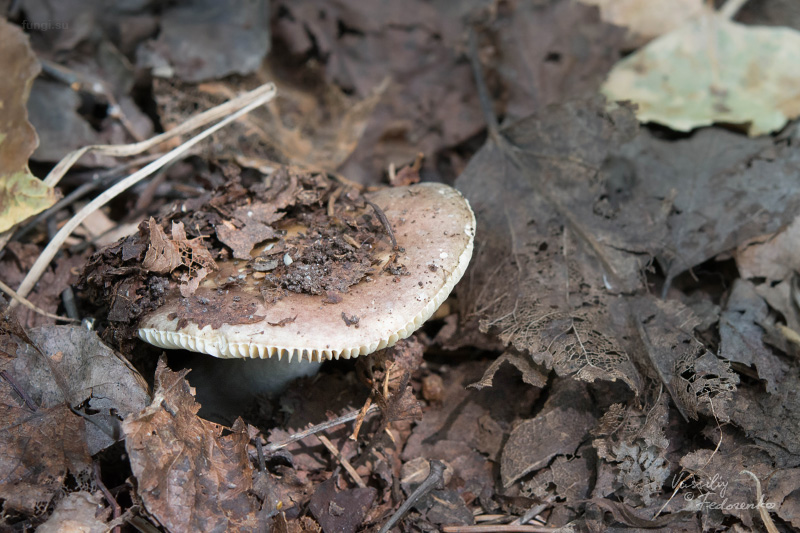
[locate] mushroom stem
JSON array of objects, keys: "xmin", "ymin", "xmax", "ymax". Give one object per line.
[{"xmin": 181, "ymin": 353, "xmax": 322, "ymax": 420}]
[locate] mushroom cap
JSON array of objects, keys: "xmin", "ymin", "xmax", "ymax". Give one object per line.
[{"xmin": 138, "ymin": 182, "xmax": 475, "ymax": 362}]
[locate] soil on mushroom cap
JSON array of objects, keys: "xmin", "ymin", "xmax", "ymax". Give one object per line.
[{"xmin": 79, "ymin": 167, "xmax": 402, "ymax": 345}]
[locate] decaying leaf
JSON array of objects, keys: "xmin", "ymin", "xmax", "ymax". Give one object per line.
[
  {"xmin": 0, "ymin": 19, "xmax": 55, "ymax": 233},
  {"xmin": 618, "ymin": 128, "xmax": 800, "ymax": 286},
  {"xmin": 602, "ymin": 8, "xmax": 800, "ymax": 135},
  {"xmin": 36, "ymin": 491, "xmax": 110, "ymax": 533},
  {"xmin": 0, "ymin": 402, "xmax": 92, "ymax": 516},
  {"xmin": 719, "ymin": 280, "xmax": 787, "ymax": 394},
  {"xmin": 578, "ymin": 0, "xmax": 707, "ymax": 39},
  {"xmin": 155, "ymin": 73, "xmax": 384, "ymax": 172},
  {"xmin": 274, "ymin": 0, "xmax": 486, "ymax": 182},
  {"xmin": 727, "ymin": 369, "xmax": 800, "ymax": 464},
  {"xmin": 123, "ymin": 358, "xmax": 266, "ymax": 532},
  {"xmin": 736, "ymin": 214, "xmax": 800, "ymax": 333},
  {"xmin": 469, "ymin": 351, "xmax": 548, "ymax": 391},
  {"xmin": 592, "ymin": 396, "xmax": 671, "ymax": 505},
  {"xmin": 629, "ymin": 295, "xmax": 738, "ymax": 422},
  {"xmin": 478, "ymin": 1, "xmax": 629, "ymax": 120},
  {"xmin": 402, "ymin": 361, "xmax": 540, "ymax": 497},
  {"xmin": 137, "ymin": 0, "xmax": 270, "ymax": 82},
  {"xmin": 1, "ymin": 322, "xmax": 93, "ymax": 515},
  {"xmin": 9, "ymin": 325, "xmax": 151, "ymax": 454},
  {"xmin": 308, "ymin": 478, "xmax": 376, "ymax": 533},
  {"xmin": 501, "ymin": 379, "xmax": 596, "ymax": 487},
  {"xmin": 523, "ymin": 447, "xmax": 593, "ymax": 504},
  {"xmin": 215, "ymin": 203, "xmax": 282, "ymax": 260},
  {"xmin": 675, "ymin": 350, "xmax": 738, "ymax": 423},
  {"xmin": 456, "ymin": 97, "xmax": 643, "ymax": 393},
  {"xmin": 679, "ymin": 428, "xmax": 779, "ymax": 528}
]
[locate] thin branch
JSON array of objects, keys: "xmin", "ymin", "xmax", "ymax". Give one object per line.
[
  {"xmin": 11, "ymin": 83, "xmax": 277, "ymax": 304},
  {"xmin": 316, "ymin": 434, "xmax": 367, "ymax": 489},
  {"xmin": 719, "ymin": 0, "xmax": 749, "ymax": 19},
  {"xmin": 379, "ymin": 460, "xmax": 446, "ymax": 533},
  {"xmin": 264, "ymin": 404, "xmax": 379, "ymax": 453},
  {"xmin": 0, "ymin": 280, "xmax": 78, "ymax": 323},
  {"xmin": 365, "ymin": 199, "xmax": 398, "ymax": 250},
  {"xmin": 443, "ymin": 526, "xmax": 564, "ymax": 533},
  {"xmin": 42, "ymin": 83, "xmax": 277, "ymax": 188},
  {"xmin": 94, "ymin": 462, "xmax": 121, "ymax": 533},
  {"xmin": 467, "ymin": 28, "xmax": 500, "ymax": 141}
]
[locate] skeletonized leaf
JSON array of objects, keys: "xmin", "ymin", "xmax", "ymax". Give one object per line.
[
  {"xmin": 602, "ymin": 12, "xmax": 800, "ymax": 135},
  {"xmin": 0, "ymin": 19, "xmax": 54, "ymax": 232}
]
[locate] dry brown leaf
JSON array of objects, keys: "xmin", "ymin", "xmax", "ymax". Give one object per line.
[
  {"xmin": 8, "ymin": 325, "xmax": 151, "ymax": 455},
  {"xmin": 0, "ymin": 401, "xmax": 92, "ymax": 516},
  {"xmin": 142, "ymin": 217, "xmax": 182, "ymax": 273},
  {"xmin": 143, "ymin": 217, "xmax": 217, "ymax": 296},
  {"xmin": 122, "ymin": 358, "xmax": 266, "ymax": 532}
]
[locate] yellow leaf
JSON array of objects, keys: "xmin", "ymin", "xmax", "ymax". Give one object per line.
[{"xmin": 0, "ymin": 172, "xmax": 57, "ymax": 233}]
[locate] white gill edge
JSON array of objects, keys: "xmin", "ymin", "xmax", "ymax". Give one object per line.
[{"xmin": 138, "ymin": 198, "xmax": 476, "ymax": 364}]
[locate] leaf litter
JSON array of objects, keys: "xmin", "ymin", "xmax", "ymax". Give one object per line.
[{"xmin": 4, "ymin": 0, "xmax": 800, "ymax": 531}]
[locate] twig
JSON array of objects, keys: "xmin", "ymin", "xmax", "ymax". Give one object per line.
[
  {"xmin": 509, "ymin": 502, "xmax": 550, "ymax": 526},
  {"xmin": 365, "ymin": 199, "xmax": 398, "ymax": 250},
  {"xmin": 264, "ymin": 404, "xmax": 379, "ymax": 453},
  {"xmin": 467, "ymin": 28, "xmax": 500, "ymax": 141},
  {"xmin": 256, "ymin": 438, "xmax": 267, "ymax": 473},
  {"xmin": 42, "ymin": 83, "xmax": 277, "ymax": 188},
  {"xmin": 11, "ymin": 83, "xmax": 277, "ymax": 304},
  {"xmin": 316, "ymin": 434, "xmax": 367, "ymax": 489},
  {"xmin": 443, "ymin": 526, "xmax": 564, "ymax": 533},
  {"xmin": 741, "ymin": 470, "xmax": 778, "ymax": 533},
  {"xmin": 9, "ymin": 154, "xmax": 160, "ymax": 246},
  {"xmin": 327, "ymin": 187, "xmax": 343, "ymax": 218},
  {"xmin": 94, "ymin": 462, "xmax": 121, "ymax": 533},
  {"xmin": 379, "ymin": 460, "xmax": 446, "ymax": 533},
  {"xmin": 719, "ymin": 0, "xmax": 749, "ymax": 19},
  {"xmin": 0, "ymin": 370, "xmax": 38, "ymax": 411},
  {"xmin": 0, "ymin": 280, "xmax": 78, "ymax": 323},
  {"xmin": 350, "ymin": 396, "xmax": 373, "ymax": 441}
]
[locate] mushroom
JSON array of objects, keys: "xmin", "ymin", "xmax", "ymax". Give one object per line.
[{"xmin": 137, "ymin": 182, "xmax": 475, "ymax": 416}]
